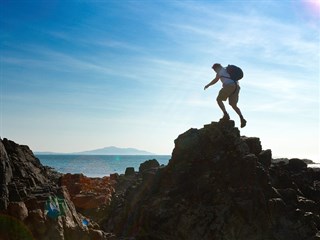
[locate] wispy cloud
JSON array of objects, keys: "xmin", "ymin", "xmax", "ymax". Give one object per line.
[
  {"xmin": 156, "ymin": 1, "xmax": 319, "ymax": 68},
  {"xmin": 47, "ymin": 29, "xmax": 143, "ymax": 52}
]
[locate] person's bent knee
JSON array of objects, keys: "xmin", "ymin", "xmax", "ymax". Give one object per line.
[
  {"xmin": 217, "ymin": 96, "xmax": 226, "ymax": 102},
  {"xmin": 229, "ymin": 102, "xmax": 237, "ymax": 108}
]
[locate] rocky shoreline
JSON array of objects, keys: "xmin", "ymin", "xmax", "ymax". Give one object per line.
[{"xmin": 1, "ymin": 120, "xmax": 319, "ymax": 239}]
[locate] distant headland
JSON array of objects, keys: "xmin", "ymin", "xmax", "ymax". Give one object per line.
[{"xmin": 35, "ymin": 146, "xmax": 155, "ymax": 155}]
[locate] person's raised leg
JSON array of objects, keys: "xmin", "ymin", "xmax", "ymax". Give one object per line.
[
  {"xmin": 230, "ymin": 103, "xmax": 246, "ymax": 128},
  {"xmin": 229, "ymin": 86, "xmax": 246, "ymax": 128}
]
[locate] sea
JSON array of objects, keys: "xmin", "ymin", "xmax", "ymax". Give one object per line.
[
  {"xmin": 307, "ymin": 163, "xmax": 320, "ymax": 169},
  {"xmin": 36, "ymin": 154, "xmax": 320, "ymax": 178},
  {"xmin": 36, "ymin": 155, "xmax": 171, "ymax": 178}
]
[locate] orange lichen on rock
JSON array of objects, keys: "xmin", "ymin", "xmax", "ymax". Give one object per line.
[{"xmin": 60, "ymin": 173, "xmax": 115, "ymax": 209}]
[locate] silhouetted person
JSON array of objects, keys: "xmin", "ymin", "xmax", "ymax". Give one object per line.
[{"xmin": 204, "ymin": 63, "xmax": 247, "ymax": 128}]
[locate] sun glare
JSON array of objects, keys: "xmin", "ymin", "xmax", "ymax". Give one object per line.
[
  {"xmin": 303, "ymin": 0, "xmax": 320, "ymax": 18},
  {"xmin": 294, "ymin": 0, "xmax": 320, "ymax": 27}
]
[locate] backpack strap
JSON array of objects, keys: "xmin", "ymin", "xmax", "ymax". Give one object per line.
[{"xmin": 220, "ymin": 75, "xmax": 238, "ymax": 83}]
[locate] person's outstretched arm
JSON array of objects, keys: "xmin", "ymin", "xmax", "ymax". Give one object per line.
[{"xmin": 204, "ymin": 74, "xmax": 219, "ymax": 90}]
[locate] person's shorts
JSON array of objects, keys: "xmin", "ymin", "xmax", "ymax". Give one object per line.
[{"xmin": 217, "ymin": 84, "xmax": 240, "ymax": 105}]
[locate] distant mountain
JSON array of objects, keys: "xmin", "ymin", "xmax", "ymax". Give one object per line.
[
  {"xmin": 35, "ymin": 146, "xmax": 155, "ymax": 155},
  {"xmin": 74, "ymin": 146, "xmax": 154, "ymax": 155}
]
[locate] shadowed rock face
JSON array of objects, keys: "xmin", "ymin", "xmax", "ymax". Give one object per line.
[
  {"xmin": 0, "ymin": 138, "xmax": 115, "ymax": 240},
  {"xmin": 1, "ymin": 120, "xmax": 319, "ymax": 240},
  {"xmin": 102, "ymin": 120, "xmax": 320, "ymax": 240}
]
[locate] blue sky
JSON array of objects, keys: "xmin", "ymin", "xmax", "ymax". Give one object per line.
[{"xmin": 1, "ymin": 0, "xmax": 319, "ymax": 161}]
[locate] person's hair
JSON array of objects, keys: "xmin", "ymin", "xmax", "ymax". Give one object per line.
[{"xmin": 212, "ymin": 63, "xmax": 222, "ymax": 71}]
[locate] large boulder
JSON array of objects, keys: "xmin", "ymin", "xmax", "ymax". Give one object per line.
[
  {"xmin": 102, "ymin": 120, "xmax": 320, "ymax": 240},
  {"xmin": 139, "ymin": 159, "xmax": 160, "ymax": 173},
  {"xmin": 288, "ymin": 158, "xmax": 308, "ymax": 171}
]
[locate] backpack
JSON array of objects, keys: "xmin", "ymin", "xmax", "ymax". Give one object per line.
[{"xmin": 226, "ymin": 65, "xmax": 243, "ymax": 81}]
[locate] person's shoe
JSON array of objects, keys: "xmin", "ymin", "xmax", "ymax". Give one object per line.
[
  {"xmin": 220, "ymin": 114, "xmax": 230, "ymax": 121},
  {"xmin": 240, "ymin": 118, "xmax": 247, "ymax": 128}
]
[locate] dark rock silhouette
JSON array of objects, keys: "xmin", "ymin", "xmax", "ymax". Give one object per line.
[
  {"xmin": 0, "ymin": 138, "xmax": 115, "ymax": 240},
  {"xmin": 102, "ymin": 120, "xmax": 320, "ymax": 240},
  {"xmin": 1, "ymin": 120, "xmax": 319, "ymax": 240}
]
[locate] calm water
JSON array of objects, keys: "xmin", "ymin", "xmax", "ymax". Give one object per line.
[
  {"xmin": 308, "ymin": 163, "xmax": 320, "ymax": 168},
  {"xmin": 37, "ymin": 155, "xmax": 171, "ymax": 177}
]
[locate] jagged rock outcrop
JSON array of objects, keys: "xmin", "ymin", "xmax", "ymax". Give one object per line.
[
  {"xmin": 2, "ymin": 120, "xmax": 319, "ymax": 240},
  {"xmin": 60, "ymin": 174, "xmax": 114, "ymax": 209},
  {"xmin": 102, "ymin": 120, "xmax": 320, "ymax": 240},
  {"xmin": 0, "ymin": 138, "xmax": 115, "ymax": 240},
  {"xmin": 60, "ymin": 173, "xmax": 115, "ymax": 224}
]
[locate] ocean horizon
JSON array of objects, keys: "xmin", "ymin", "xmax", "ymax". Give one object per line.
[
  {"xmin": 37, "ymin": 154, "xmax": 171, "ymax": 177},
  {"xmin": 37, "ymin": 154, "xmax": 320, "ymax": 178}
]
